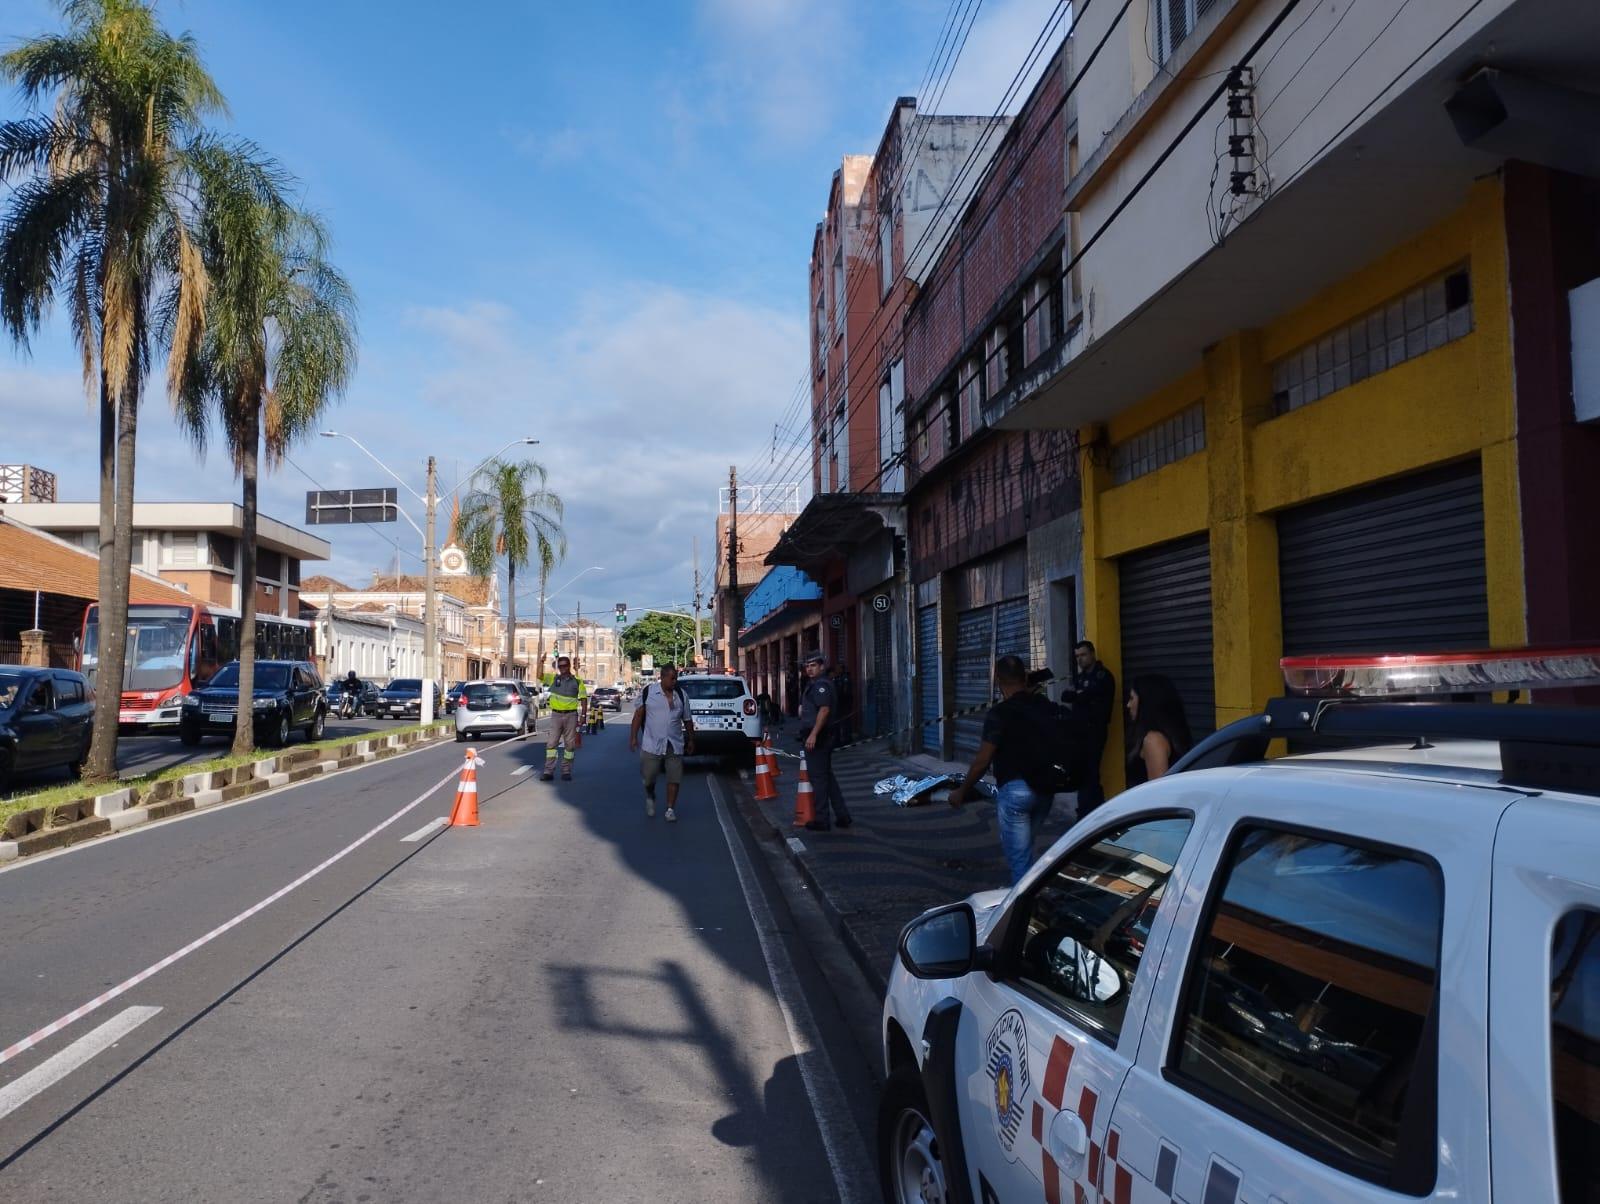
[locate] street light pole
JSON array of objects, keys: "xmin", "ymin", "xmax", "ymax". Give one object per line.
[{"xmin": 424, "ymin": 455, "xmax": 437, "ymax": 710}]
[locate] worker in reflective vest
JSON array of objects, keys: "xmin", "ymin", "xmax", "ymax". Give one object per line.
[{"xmin": 540, "ymin": 655, "xmax": 588, "ymax": 781}]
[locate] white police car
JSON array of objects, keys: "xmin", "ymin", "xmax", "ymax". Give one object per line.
[
  {"xmin": 878, "ymin": 648, "xmax": 1600, "ymax": 1204},
  {"xmin": 675, "ymin": 673, "xmax": 762, "ymax": 766}
]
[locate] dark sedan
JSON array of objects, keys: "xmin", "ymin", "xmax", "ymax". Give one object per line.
[
  {"xmin": 179, "ymin": 660, "xmax": 326, "ymax": 747},
  {"xmin": 376, "ymin": 678, "xmax": 424, "ymax": 719},
  {"xmin": 0, "ymin": 667, "xmax": 94, "ymax": 790}
]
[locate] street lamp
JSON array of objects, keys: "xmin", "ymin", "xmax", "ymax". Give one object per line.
[{"xmin": 320, "ymin": 431, "xmax": 536, "ymax": 718}]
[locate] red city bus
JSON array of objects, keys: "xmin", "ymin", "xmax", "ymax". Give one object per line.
[{"xmin": 79, "ymin": 602, "xmax": 315, "ymax": 728}]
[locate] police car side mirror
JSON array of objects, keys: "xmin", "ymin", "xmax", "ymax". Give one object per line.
[{"xmin": 899, "ymin": 902, "xmax": 980, "ymax": 979}]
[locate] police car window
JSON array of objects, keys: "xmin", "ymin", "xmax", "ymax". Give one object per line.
[
  {"xmin": 1172, "ymin": 827, "xmax": 1442, "ymax": 1191},
  {"xmin": 678, "ymin": 680, "xmax": 746, "ymax": 700},
  {"xmin": 1009, "ymin": 815, "xmax": 1193, "ymax": 1044},
  {"xmin": 1551, "ymin": 910, "xmax": 1600, "ymax": 1203}
]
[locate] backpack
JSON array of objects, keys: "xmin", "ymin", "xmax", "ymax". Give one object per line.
[{"xmin": 1010, "ymin": 693, "xmax": 1086, "ymax": 795}]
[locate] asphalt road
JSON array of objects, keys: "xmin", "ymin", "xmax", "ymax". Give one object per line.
[
  {"xmin": 3, "ymin": 714, "xmax": 406, "ymax": 799},
  {"xmin": 0, "ymin": 715, "xmax": 880, "ymax": 1202}
]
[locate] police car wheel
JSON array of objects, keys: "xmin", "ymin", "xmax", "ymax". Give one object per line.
[{"xmin": 878, "ymin": 1067, "xmax": 947, "ymax": 1204}]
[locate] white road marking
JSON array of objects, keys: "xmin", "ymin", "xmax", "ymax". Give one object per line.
[
  {"xmin": 400, "ymin": 817, "xmax": 449, "ymax": 842},
  {"xmin": 707, "ymin": 775, "xmax": 876, "ymax": 1203},
  {"xmin": 510, "ymin": 765, "xmax": 534, "ymax": 777},
  {"xmin": 0, "ymin": 1006, "xmax": 162, "ymax": 1120},
  {"xmin": 786, "ymin": 836, "xmax": 807, "ymax": 856}
]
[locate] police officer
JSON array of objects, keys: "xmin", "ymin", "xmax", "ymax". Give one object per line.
[
  {"xmin": 1066, "ymin": 639, "xmax": 1115, "ymax": 816},
  {"xmin": 798, "ymin": 649, "xmax": 853, "ymax": 832},
  {"xmin": 540, "ymin": 655, "xmax": 588, "ymax": 781}
]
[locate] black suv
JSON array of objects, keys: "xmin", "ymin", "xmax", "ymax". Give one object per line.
[
  {"xmin": 0, "ymin": 667, "xmax": 95, "ymax": 791},
  {"xmin": 179, "ymin": 660, "xmax": 326, "ymax": 747}
]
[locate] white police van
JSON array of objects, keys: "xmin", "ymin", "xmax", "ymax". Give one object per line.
[{"xmin": 878, "ymin": 648, "xmax": 1600, "ymax": 1204}]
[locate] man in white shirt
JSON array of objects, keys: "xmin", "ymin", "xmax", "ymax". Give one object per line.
[{"xmin": 628, "ymin": 664, "xmax": 695, "ymax": 822}]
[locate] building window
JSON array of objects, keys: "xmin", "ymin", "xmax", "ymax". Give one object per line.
[
  {"xmin": 1111, "ymin": 402, "xmax": 1205, "ymax": 485},
  {"xmin": 257, "ymin": 548, "xmax": 283, "ymax": 582},
  {"xmin": 984, "ymin": 325, "xmax": 1009, "ymax": 399},
  {"xmin": 879, "ymin": 211, "xmax": 894, "ymax": 299},
  {"xmin": 1551, "ymin": 910, "xmax": 1600, "ymax": 1201},
  {"xmin": 1155, "ymin": 0, "xmax": 1222, "ymax": 66},
  {"xmin": 832, "ymin": 397, "xmax": 849, "ymax": 492},
  {"xmin": 814, "ymin": 293, "xmax": 826, "ymax": 378},
  {"xmin": 170, "ymin": 532, "xmax": 197, "ymax": 568},
  {"xmin": 832, "ymin": 247, "xmax": 845, "ymax": 340},
  {"xmin": 1024, "ymin": 275, "xmax": 1059, "ymax": 363},
  {"xmin": 1271, "ymin": 267, "xmax": 1473, "ymax": 415},
  {"xmin": 959, "ymin": 357, "xmax": 983, "ymax": 441}
]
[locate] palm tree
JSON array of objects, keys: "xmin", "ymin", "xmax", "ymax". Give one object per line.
[
  {"xmin": 455, "ymin": 459, "xmax": 564, "ymax": 680},
  {"xmin": 172, "ymin": 159, "xmax": 356, "ymax": 754},
  {"xmin": 0, "ymin": 0, "xmax": 224, "ymax": 780}
]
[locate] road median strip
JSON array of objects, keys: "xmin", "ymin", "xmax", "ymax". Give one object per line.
[{"xmin": 0, "ymin": 723, "xmax": 454, "ymax": 864}]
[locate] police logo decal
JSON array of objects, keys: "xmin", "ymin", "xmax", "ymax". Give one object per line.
[{"xmin": 984, "ymin": 1009, "xmax": 1031, "ymax": 1157}]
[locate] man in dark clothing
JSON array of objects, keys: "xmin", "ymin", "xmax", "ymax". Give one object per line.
[
  {"xmin": 798, "ymin": 650, "xmax": 853, "ymax": 832},
  {"xmin": 949, "ymin": 655, "xmax": 1061, "ymax": 885},
  {"xmin": 1066, "ymin": 639, "xmax": 1115, "ymax": 817}
]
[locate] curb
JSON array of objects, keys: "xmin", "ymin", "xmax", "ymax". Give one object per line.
[
  {"xmin": 725, "ymin": 769, "xmax": 889, "ymax": 999},
  {"xmin": 0, "ymin": 727, "xmax": 454, "ymax": 864}
]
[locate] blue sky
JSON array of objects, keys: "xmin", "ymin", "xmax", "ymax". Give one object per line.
[{"xmin": 2, "ymin": 0, "xmax": 1060, "ymax": 628}]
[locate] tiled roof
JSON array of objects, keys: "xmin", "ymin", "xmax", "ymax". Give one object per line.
[
  {"xmin": 0, "ymin": 515, "xmax": 195, "ymax": 605},
  {"xmin": 368, "ymin": 572, "xmax": 493, "ymax": 608},
  {"xmin": 300, "ymin": 574, "xmax": 351, "ymax": 593}
]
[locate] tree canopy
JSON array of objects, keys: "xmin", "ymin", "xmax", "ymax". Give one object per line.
[{"xmin": 620, "ymin": 613, "xmax": 711, "ymax": 670}]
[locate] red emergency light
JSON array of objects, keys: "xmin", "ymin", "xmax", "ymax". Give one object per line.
[{"xmin": 1280, "ymin": 646, "xmax": 1600, "ymax": 697}]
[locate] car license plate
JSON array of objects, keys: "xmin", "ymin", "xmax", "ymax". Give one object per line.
[
  {"xmin": 118, "ymin": 711, "xmax": 138, "ymax": 723},
  {"xmin": 209, "ymin": 710, "xmax": 234, "ymax": 724}
]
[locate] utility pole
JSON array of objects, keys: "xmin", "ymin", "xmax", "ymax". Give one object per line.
[
  {"xmin": 423, "ymin": 455, "xmax": 438, "ymax": 722},
  {"xmin": 692, "ymin": 536, "xmax": 702, "ymax": 671},
  {"xmin": 726, "ymin": 465, "xmax": 739, "ymax": 676},
  {"xmin": 535, "ymin": 560, "xmax": 548, "ymax": 680},
  {"xmin": 575, "ymin": 600, "xmax": 583, "ymax": 676}
]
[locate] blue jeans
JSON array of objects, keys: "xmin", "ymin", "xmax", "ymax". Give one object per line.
[{"xmin": 996, "ymin": 780, "xmax": 1053, "ymax": 885}]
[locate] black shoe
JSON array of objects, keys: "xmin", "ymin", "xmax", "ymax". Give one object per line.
[
  {"xmin": 561, "ymin": 771, "xmax": 572, "ymax": 782},
  {"xmin": 804, "ymin": 820, "xmax": 832, "ymax": 832},
  {"xmin": 540, "ymin": 772, "xmax": 554, "ymax": 782},
  {"xmin": 835, "ymin": 817, "xmax": 854, "ymax": 830}
]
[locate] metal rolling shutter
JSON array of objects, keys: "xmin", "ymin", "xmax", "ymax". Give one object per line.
[
  {"xmin": 871, "ymin": 604, "xmax": 894, "ymax": 739},
  {"xmin": 918, "ymin": 604, "xmax": 940, "ymax": 754},
  {"xmin": 951, "ymin": 597, "xmax": 1033, "ymax": 759},
  {"xmin": 1119, "ymin": 534, "xmax": 1215, "ymax": 741},
  {"xmin": 1278, "ymin": 461, "xmax": 1489, "ymax": 657},
  {"xmin": 952, "ymin": 608, "xmax": 994, "ymax": 759}
]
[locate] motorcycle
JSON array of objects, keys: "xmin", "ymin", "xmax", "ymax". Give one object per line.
[{"xmin": 337, "ymin": 688, "xmax": 359, "ymax": 720}]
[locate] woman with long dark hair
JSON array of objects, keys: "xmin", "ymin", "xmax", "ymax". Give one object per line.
[{"xmin": 1125, "ymin": 674, "xmax": 1192, "ymax": 786}]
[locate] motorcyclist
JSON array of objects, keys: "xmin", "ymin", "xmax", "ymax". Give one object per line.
[{"xmin": 338, "ymin": 670, "xmax": 361, "ymax": 718}]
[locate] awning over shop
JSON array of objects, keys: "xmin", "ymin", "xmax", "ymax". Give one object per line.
[
  {"xmin": 765, "ymin": 492, "xmax": 905, "ymax": 584},
  {"xmin": 739, "ymin": 565, "xmax": 823, "ymax": 647}
]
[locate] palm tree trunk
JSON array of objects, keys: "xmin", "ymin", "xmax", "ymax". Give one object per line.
[
  {"xmin": 96, "ymin": 370, "xmax": 115, "ymax": 641},
  {"xmin": 231, "ymin": 402, "xmax": 260, "ymax": 757},
  {"xmin": 506, "ymin": 560, "xmax": 517, "ymax": 679},
  {"xmin": 535, "ymin": 562, "xmax": 548, "ymax": 679},
  {"xmin": 85, "ymin": 375, "xmax": 139, "ymax": 782}
]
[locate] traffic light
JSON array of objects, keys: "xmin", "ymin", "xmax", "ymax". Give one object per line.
[{"xmin": 614, "ymin": 602, "xmax": 627, "ymax": 619}]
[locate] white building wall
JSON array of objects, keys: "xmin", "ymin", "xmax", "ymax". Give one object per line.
[{"xmin": 1066, "ymin": 0, "xmax": 1515, "ymax": 354}]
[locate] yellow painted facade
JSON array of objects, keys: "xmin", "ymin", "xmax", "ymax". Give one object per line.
[{"xmin": 1079, "ymin": 178, "xmax": 1527, "ymax": 794}]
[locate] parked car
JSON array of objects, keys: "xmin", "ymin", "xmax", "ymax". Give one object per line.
[
  {"xmin": 454, "ymin": 679, "xmax": 531, "ymax": 742},
  {"xmin": 590, "ymin": 686, "xmax": 622, "ymax": 712},
  {"xmin": 179, "ymin": 660, "xmax": 325, "ymax": 748},
  {"xmin": 674, "ymin": 673, "xmax": 760, "ymax": 767},
  {"xmin": 444, "ymin": 681, "xmax": 467, "ymax": 716},
  {"xmin": 876, "ymin": 682, "xmax": 1600, "ymax": 1204},
  {"xmin": 0, "ymin": 667, "xmax": 94, "ymax": 791},
  {"xmin": 376, "ymin": 679, "xmax": 422, "ymax": 719}
]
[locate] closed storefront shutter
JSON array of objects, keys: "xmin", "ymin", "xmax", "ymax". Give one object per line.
[
  {"xmin": 870, "ymin": 602, "xmax": 894, "ymax": 738},
  {"xmin": 1119, "ymin": 534, "xmax": 1215, "ymax": 741},
  {"xmin": 953, "ymin": 608, "xmax": 993, "ymax": 759},
  {"xmin": 918, "ymin": 604, "xmax": 940, "ymax": 754},
  {"xmin": 1278, "ymin": 460, "xmax": 1490, "ymax": 657},
  {"xmin": 951, "ymin": 597, "xmax": 1034, "ymax": 759}
]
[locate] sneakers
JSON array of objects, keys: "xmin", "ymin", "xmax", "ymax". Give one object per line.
[
  {"xmin": 665, "ymin": 807, "xmax": 677, "ymax": 822},
  {"xmin": 645, "ymin": 795, "xmax": 656, "ymax": 818}
]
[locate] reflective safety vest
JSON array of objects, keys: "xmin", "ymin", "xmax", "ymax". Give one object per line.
[{"xmin": 542, "ymin": 672, "xmax": 587, "ymax": 712}]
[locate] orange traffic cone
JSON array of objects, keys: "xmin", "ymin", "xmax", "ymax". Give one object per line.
[
  {"xmin": 449, "ymin": 748, "xmax": 482, "ymax": 827},
  {"xmin": 792, "ymin": 755, "xmax": 816, "ymax": 828},
  {"xmin": 753, "ymin": 741, "xmax": 778, "ymax": 801},
  {"xmin": 764, "ymin": 734, "xmax": 782, "ymax": 778}
]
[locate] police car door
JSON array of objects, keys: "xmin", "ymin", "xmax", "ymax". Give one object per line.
[
  {"xmin": 956, "ymin": 810, "xmax": 1202, "ymax": 1203},
  {"xmin": 1106, "ymin": 769, "xmax": 1499, "ymax": 1204}
]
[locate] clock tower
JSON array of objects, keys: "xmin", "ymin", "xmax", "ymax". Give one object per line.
[{"xmin": 439, "ymin": 543, "xmax": 468, "ymax": 576}]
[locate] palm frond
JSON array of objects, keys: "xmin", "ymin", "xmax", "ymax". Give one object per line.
[{"xmin": 0, "ymin": 165, "xmax": 99, "ymax": 343}]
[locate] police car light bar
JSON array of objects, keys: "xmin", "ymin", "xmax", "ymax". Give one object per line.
[{"xmin": 1280, "ymin": 646, "xmax": 1600, "ymax": 697}]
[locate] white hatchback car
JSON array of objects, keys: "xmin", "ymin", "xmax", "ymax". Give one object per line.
[
  {"xmin": 453, "ymin": 679, "xmax": 531, "ymax": 742},
  {"xmin": 879, "ymin": 688, "xmax": 1600, "ymax": 1204},
  {"xmin": 674, "ymin": 673, "xmax": 761, "ymax": 766}
]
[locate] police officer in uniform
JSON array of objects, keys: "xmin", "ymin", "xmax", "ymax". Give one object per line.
[{"xmin": 798, "ymin": 649, "xmax": 853, "ymax": 832}]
